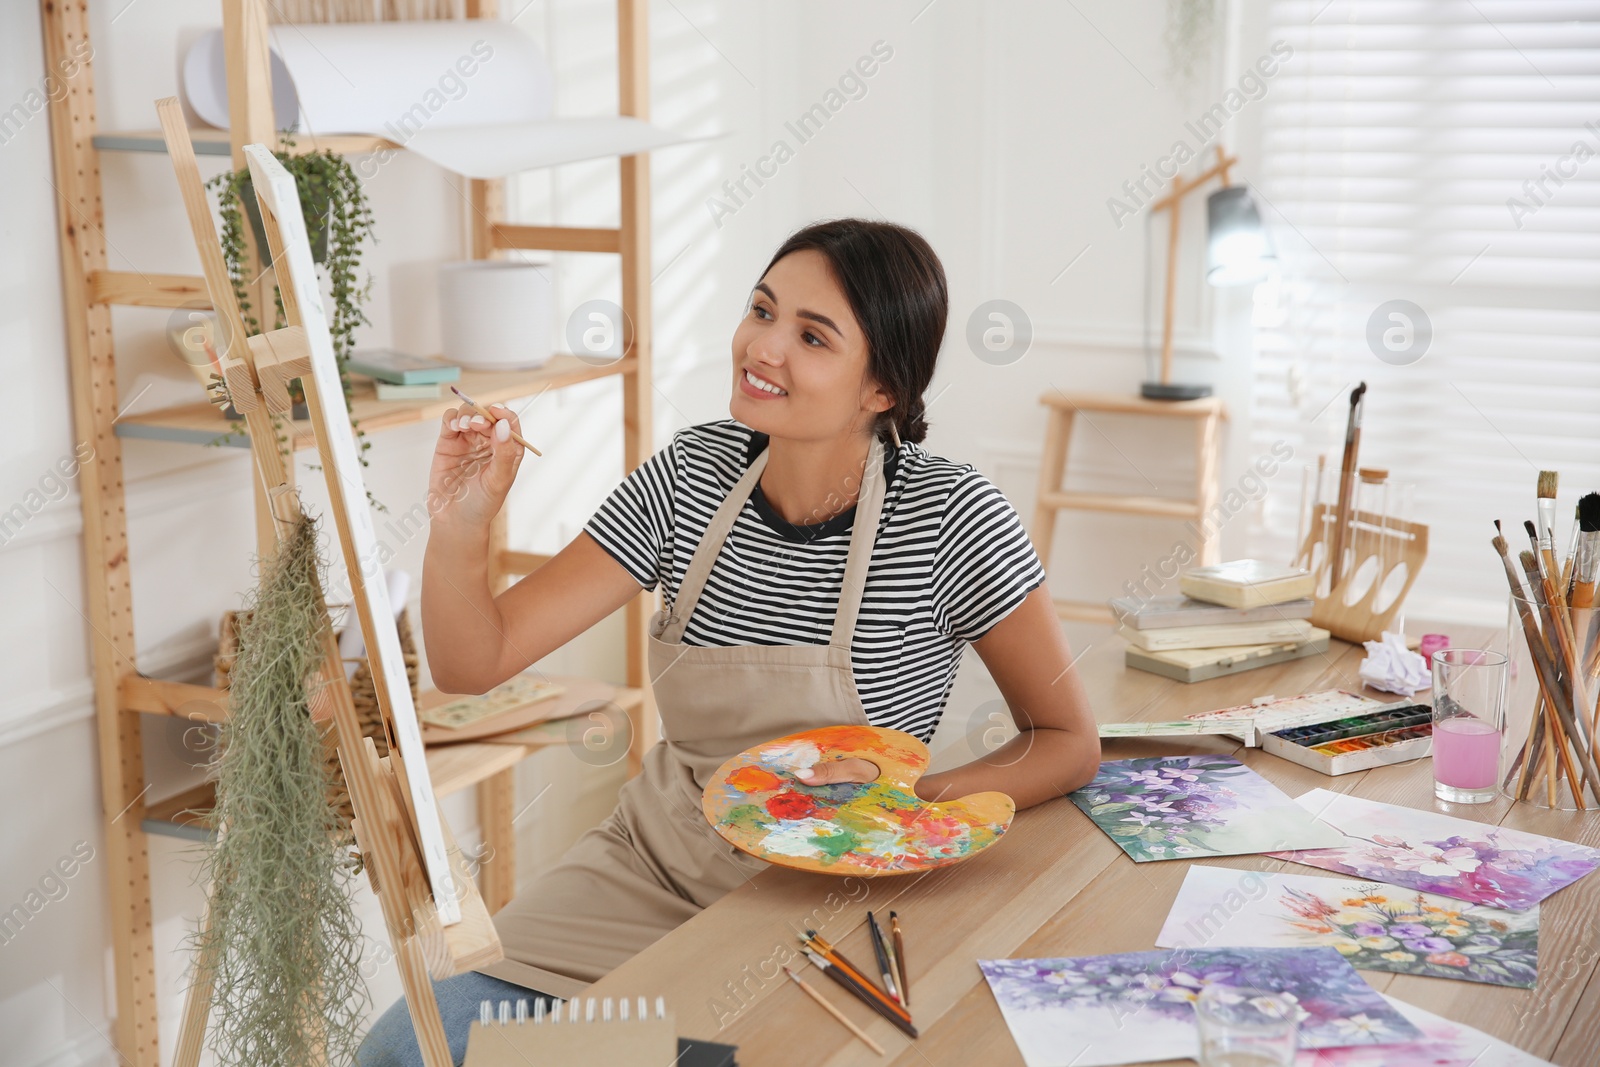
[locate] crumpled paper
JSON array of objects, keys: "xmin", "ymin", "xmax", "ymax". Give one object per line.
[{"xmin": 1359, "ymin": 631, "xmax": 1430, "ymax": 696}]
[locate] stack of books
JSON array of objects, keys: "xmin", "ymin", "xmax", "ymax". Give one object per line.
[
  {"xmin": 1114, "ymin": 560, "xmax": 1326, "ymax": 683},
  {"xmin": 349, "ymin": 349, "xmax": 461, "ymax": 401}
]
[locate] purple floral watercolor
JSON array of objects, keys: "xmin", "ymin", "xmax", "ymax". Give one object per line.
[
  {"xmin": 1068, "ymin": 755, "xmax": 1346, "ymax": 863},
  {"xmin": 1298, "ymin": 994, "xmax": 1553, "ymax": 1066},
  {"xmin": 978, "ymin": 947, "xmax": 1419, "ymax": 1067},
  {"xmin": 1272, "ymin": 789, "xmax": 1600, "ymax": 911},
  {"xmin": 1158, "ymin": 868, "xmax": 1540, "ymax": 991}
]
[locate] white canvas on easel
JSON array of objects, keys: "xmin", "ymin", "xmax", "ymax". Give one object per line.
[{"xmin": 243, "ymin": 144, "xmax": 461, "ymax": 924}]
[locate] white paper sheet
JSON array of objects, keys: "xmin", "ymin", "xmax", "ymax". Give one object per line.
[{"xmin": 404, "ymin": 116, "xmax": 717, "ymax": 179}]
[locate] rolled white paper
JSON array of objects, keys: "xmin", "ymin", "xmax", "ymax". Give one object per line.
[{"xmin": 179, "ymin": 21, "xmax": 714, "ymax": 179}]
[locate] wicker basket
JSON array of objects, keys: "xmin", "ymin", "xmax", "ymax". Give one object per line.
[{"xmin": 215, "ymin": 608, "xmax": 420, "ymax": 836}]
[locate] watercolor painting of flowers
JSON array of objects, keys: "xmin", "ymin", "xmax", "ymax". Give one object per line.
[
  {"xmin": 1269, "ymin": 789, "xmax": 1600, "ymax": 910},
  {"xmin": 1156, "ymin": 866, "xmax": 1539, "ymax": 988},
  {"xmin": 1296, "ymin": 994, "xmax": 1554, "ymax": 1065},
  {"xmin": 1067, "ymin": 755, "xmax": 1346, "ymax": 863},
  {"xmin": 977, "ymin": 947, "xmax": 1419, "ymax": 1067}
]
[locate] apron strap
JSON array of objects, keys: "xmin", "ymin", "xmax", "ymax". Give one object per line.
[
  {"xmin": 829, "ymin": 434, "xmax": 885, "ymax": 651},
  {"xmin": 656, "ymin": 445, "xmax": 771, "ymax": 644},
  {"xmin": 657, "ymin": 433, "xmax": 889, "ymax": 651}
]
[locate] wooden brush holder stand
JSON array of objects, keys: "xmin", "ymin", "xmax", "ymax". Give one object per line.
[{"xmin": 1293, "ymin": 503, "xmax": 1428, "ymax": 644}]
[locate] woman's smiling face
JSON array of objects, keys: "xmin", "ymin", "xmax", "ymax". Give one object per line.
[{"xmin": 730, "ymin": 248, "xmax": 891, "ymax": 440}]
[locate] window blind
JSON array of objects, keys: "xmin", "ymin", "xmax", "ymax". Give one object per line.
[{"xmin": 1249, "ymin": 0, "xmax": 1600, "ymax": 625}]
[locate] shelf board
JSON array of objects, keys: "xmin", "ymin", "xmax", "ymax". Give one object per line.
[
  {"xmin": 127, "ymin": 672, "xmax": 641, "ymax": 817},
  {"xmin": 143, "ymin": 781, "xmax": 217, "ymax": 842},
  {"xmin": 114, "ymin": 355, "xmax": 636, "ymax": 449},
  {"xmin": 138, "ymin": 732, "xmax": 571, "ymax": 840},
  {"xmin": 93, "ymin": 127, "xmax": 395, "ymax": 158}
]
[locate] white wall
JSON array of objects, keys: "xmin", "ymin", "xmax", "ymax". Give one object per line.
[{"xmin": 2, "ymin": 3, "xmax": 1266, "ymax": 1065}]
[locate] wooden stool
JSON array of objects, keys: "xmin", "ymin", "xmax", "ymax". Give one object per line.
[{"xmin": 1030, "ymin": 390, "xmax": 1228, "ymax": 623}]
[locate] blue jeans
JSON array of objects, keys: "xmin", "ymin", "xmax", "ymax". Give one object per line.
[{"xmin": 356, "ymin": 971, "xmax": 553, "ymax": 1067}]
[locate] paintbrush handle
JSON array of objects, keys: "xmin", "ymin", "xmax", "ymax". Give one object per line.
[
  {"xmin": 1330, "ymin": 423, "xmax": 1361, "ymax": 587},
  {"xmin": 786, "ymin": 969, "xmax": 885, "ymax": 1057},
  {"xmin": 805, "ymin": 939, "xmax": 910, "ymax": 1022},
  {"xmin": 812, "ymin": 957, "xmax": 918, "ymax": 1040},
  {"xmin": 891, "ymin": 924, "xmax": 909, "ymax": 1008},
  {"xmin": 866, "ymin": 914, "xmax": 900, "ymax": 1003},
  {"xmin": 451, "ymin": 393, "xmax": 543, "ymax": 456},
  {"xmin": 1514, "ymin": 553, "xmax": 1599, "ymax": 802},
  {"xmin": 1500, "ymin": 546, "xmax": 1563, "ymax": 800}
]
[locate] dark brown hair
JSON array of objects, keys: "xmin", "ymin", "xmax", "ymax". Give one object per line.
[{"xmin": 759, "ymin": 218, "xmax": 947, "ymax": 446}]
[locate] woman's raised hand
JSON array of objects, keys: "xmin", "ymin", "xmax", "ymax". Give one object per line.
[{"xmin": 428, "ymin": 403, "xmax": 524, "ymax": 536}]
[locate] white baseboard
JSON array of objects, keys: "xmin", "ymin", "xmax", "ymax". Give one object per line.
[
  {"xmin": 21, "ymin": 1030, "xmax": 110, "ymax": 1067},
  {"xmin": 0, "ymin": 631, "xmax": 219, "ymax": 747}
]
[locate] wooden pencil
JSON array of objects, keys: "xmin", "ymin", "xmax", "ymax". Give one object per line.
[
  {"xmin": 890, "ymin": 912, "xmax": 909, "ymax": 1009},
  {"xmin": 448, "ymin": 385, "xmax": 542, "ymax": 455},
  {"xmin": 784, "ymin": 967, "xmax": 884, "ymax": 1056}
]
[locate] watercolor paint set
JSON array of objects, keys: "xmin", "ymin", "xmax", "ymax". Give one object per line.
[{"xmin": 1260, "ymin": 703, "xmax": 1433, "ymax": 775}]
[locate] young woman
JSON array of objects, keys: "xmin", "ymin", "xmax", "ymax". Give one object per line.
[{"xmin": 358, "ymin": 219, "xmax": 1099, "ymax": 1065}]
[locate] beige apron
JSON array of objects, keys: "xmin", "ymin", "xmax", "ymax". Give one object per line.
[{"xmin": 478, "ymin": 434, "xmax": 887, "ymax": 999}]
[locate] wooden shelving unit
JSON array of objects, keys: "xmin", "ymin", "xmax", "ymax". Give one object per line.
[
  {"xmin": 116, "ymin": 356, "xmax": 640, "ymax": 448},
  {"xmin": 1029, "ymin": 390, "xmax": 1226, "ymax": 624},
  {"xmin": 41, "ymin": 2, "xmax": 659, "ymax": 1065}
]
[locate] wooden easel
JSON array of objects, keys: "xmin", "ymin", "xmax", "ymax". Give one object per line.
[{"xmin": 155, "ymin": 98, "xmax": 502, "ymax": 1067}]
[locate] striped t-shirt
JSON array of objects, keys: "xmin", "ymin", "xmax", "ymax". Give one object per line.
[{"xmin": 582, "ymin": 419, "xmax": 1047, "ymax": 741}]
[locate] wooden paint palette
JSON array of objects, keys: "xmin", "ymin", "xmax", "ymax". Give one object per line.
[{"xmin": 702, "ymin": 724, "xmax": 1015, "ymax": 876}]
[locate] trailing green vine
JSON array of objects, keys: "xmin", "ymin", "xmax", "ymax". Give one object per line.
[
  {"xmin": 1165, "ymin": 0, "xmax": 1216, "ymax": 83},
  {"xmin": 206, "ymin": 142, "xmax": 385, "ymax": 510}
]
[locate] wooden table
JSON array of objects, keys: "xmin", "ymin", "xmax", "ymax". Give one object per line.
[{"xmin": 586, "ymin": 629, "xmax": 1600, "ymax": 1065}]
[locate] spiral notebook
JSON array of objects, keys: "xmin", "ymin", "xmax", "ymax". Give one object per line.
[{"xmin": 463, "ymin": 996, "xmax": 738, "ymax": 1067}]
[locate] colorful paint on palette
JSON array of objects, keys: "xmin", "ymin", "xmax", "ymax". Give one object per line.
[
  {"xmin": 701, "ymin": 725, "xmax": 1014, "ymax": 876},
  {"xmin": 1273, "ymin": 706, "xmax": 1432, "ymax": 749},
  {"xmin": 1309, "ymin": 723, "xmax": 1432, "ymax": 756}
]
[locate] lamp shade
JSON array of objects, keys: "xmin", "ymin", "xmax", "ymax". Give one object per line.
[{"xmin": 1205, "ymin": 185, "xmax": 1275, "ymax": 286}]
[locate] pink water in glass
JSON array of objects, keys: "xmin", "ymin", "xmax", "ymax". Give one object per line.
[{"xmin": 1434, "ymin": 717, "xmax": 1501, "ymax": 788}]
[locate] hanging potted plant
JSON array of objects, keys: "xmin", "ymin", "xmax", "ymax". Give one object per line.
[
  {"xmin": 206, "ymin": 143, "xmax": 378, "ymax": 484},
  {"xmin": 1165, "ymin": 0, "xmax": 1216, "ymax": 83}
]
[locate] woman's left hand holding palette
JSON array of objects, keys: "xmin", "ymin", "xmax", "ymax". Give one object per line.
[{"xmin": 702, "ymin": 724, "xmax": 1015, "ymax": 876}]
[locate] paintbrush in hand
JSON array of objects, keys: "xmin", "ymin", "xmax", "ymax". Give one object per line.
[{"xmin": 448, "ymin": 385, "xmax": 542, "ymax": 455}]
